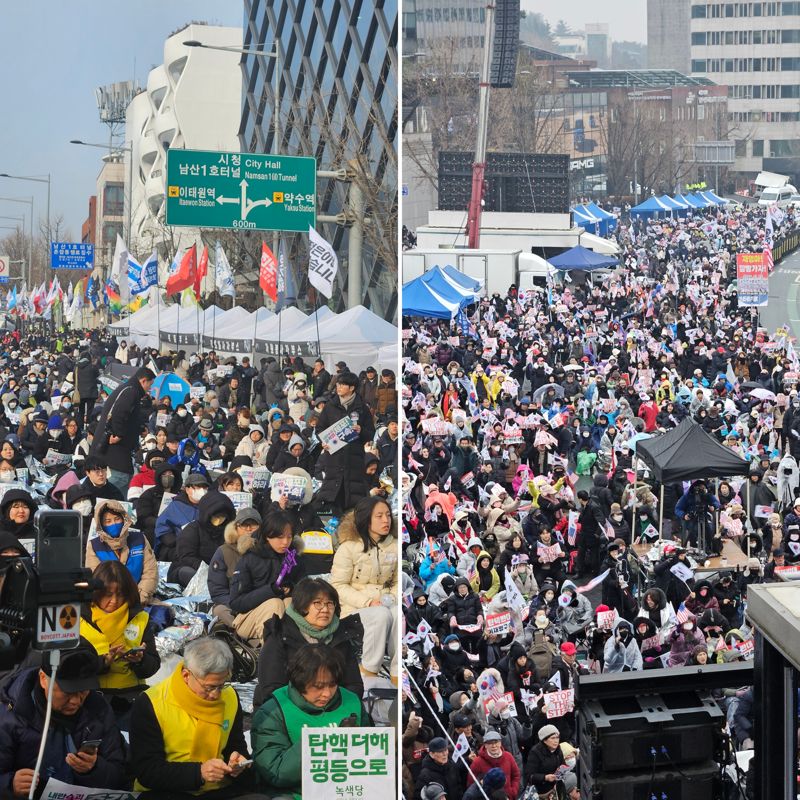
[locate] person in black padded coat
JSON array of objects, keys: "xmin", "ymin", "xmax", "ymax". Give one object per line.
[{"xmin": 253, "ymin": 577, "xmax": 363, "ymax": 708}]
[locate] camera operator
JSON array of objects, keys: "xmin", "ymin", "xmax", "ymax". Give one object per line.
[
  {"xmin": 675, "ymin": 480, "xmax": 720, "ymax": 548},
  {"xmin": 0, "ymin": 646, "xmax": 127, "ymax": 796}
]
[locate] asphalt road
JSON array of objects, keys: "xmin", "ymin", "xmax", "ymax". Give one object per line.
[{"xmin": 761, "ymin": 247, "xmax": 800, "ymax": 336}]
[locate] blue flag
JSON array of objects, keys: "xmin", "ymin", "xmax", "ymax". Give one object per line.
[
  {"xmin": 129, "ymin": 250, "xmax": 158, "ymax": 295},
  {"xmin": 86, "ymin": 276, "xmax": 99, "ymax": 309}
]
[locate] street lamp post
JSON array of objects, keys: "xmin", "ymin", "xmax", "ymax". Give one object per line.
[
  {"xmin": 69, "ymin": 140, "xmax": 133, "ymax": 246},
  {"xmin": 0, "ymin": 196, "xmax": 34, "ymax": 285},
  {"xmin": 0, "ymin": 173, "xmax": 50, "ymax": 241},
  {"xmin": 184, "ymin": 39, "xmax": 282, "ymax": 309}
]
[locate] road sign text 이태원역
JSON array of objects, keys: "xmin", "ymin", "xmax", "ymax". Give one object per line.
[
  {"xmin": 166, "ymin": 149, "xmax": 317, "ymax": 232},
  {"xmin": 51, "ymin": 242, "xmax": 94, "ymax": 270}
]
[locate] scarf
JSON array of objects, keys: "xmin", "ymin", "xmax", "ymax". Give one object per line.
[
  {"xmin": 168, "ymin": 662, "xmax": 226, "ymax": 763},
  {"xmin": 91, "ymin": 602, "xmax": 129, "ymax": 655},
  {"xmin": 285, "ymin": 603, "xmax": 340, "ymax": 644}
]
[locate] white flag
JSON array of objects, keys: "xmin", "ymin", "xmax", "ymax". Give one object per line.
[
  {"xmin": 215, "ymin": 241, "xmax": 235, "ymax": 299},
  {"xmin": 111, "ymin": 234, "xmax": 129, "ymax": 303},
  {"xmin": 308, "ymin": 226, "xmax": 338, "ymax": 299},
  {"xmin": 504, "ymin": 568, "xmax": 526, "ymax": 613}
]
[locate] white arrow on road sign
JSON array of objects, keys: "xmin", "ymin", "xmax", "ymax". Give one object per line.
[{"xmin": 216, "ymin": 195, "xmax": 240, "ymax": 205}]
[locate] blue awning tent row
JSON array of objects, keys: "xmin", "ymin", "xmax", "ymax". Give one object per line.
[{"xmin": 572, "ymin": 203, "xmax": 617, "ymax": 236}]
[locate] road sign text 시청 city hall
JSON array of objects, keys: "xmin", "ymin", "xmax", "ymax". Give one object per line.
[{"xmin": 166, "ymin": 149, "xmax": 317, "ymax": 233}]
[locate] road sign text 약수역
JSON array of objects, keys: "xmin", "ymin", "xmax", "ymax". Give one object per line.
[
  {"xmin": 51, "ymin": 243, "xmax": 94, "ymax": 270},
  {"xmin": 166, "ymin": 149, "xmax": 316, "ymax": 233}
]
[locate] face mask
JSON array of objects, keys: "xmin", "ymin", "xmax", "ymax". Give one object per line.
[
  {"xmin": 683, "ymin": 622, "xmax": 693, "ymax": 631},
  {"xmin": 103, "ymin": 521, "xmax": 124, "ymax": 538},
  {"xmin": 178, "ymin": 409, "xmax": 188, "ymax": 417},
  {"xmin": 612, "ymin": 514, "xmax": 622, "ymax": 521},
  {"xmin": 62, "ymin": 402, "xmax": 71, "ymax": 410},
  {"xmin": 0, "ymin": 470, "xmax": 15, "ymax": 482},
  {"xmin": 500, "ymin": 709, "xmax": 512, "ymax": 719},
  {"xmin": 448, "ymin": 642, "xmax": 460, "ymax": 651},
  {"xmin": 50, "ymin": 429, "xmax": 62, "ymax": 437},
  {"xmin": 8, "ymin": 402, "xmax": 17, "ymax": 410},
  {"xmin": 73, "ymin": 499, "xmax": 93, "ymax": 516},
  {"xmin": 189, "ymin": 488, "xmax": 208, "ymax": 501},
  {"xmin": 161, "ymin": 474, "xmax": 175, "ymax": 489},
  {"xmin": 144, "ymin": 441, "xmax": 156, "ymax": 451}
]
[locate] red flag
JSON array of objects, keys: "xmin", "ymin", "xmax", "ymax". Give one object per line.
[
  {"xmin": 260, "ymin": 242, "xmax": 278, "ymax": 301},
  {"xmin": 193, "ymin": 245, "xmax": 208, "ymax": 299},
  {"xmin": 166, "ymin": 245, "xmax": 197, "ymax": 296}
]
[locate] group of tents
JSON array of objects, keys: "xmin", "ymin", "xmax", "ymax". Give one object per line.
[
  {"xmin": 630, "ymin": 190, "xmax": 728, "ymax": 218},
  {"xmin": 108, "ymin": 302, "xmax": 398, "ymax": 374}
]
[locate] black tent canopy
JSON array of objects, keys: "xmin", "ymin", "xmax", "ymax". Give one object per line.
[{"xmin": 636, "ymin": 418, "xmax": 750, "ymax": 483}]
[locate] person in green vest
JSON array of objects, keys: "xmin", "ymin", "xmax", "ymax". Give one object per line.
[{"xmin": 251, "ymin": 644, "xmax": 372, "ymax": 799}]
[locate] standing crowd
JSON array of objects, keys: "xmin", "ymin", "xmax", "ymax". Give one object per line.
[{"xmin": 401, "ymin": 200, "xmax": 799, "ymax": 800}]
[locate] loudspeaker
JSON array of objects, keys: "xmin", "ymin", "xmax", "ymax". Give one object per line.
[
  {"xmin": 438, "ymin": 152, "xmax": 569, "ymax": 214},
  {"xmin": 578, "ymin": 690, "xmax": 724, "ymax": 773},
  {"xmin": 490, "ymin": 0, "xmax": 520, "ymax": 88},
  {"xmin": 578, "ymin": 759, "xmax": 721, "ymax": 800}
]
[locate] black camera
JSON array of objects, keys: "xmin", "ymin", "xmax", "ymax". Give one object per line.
[{"xmin": 0, "ymin": 510, "xmax": 94, "ymax": 671}]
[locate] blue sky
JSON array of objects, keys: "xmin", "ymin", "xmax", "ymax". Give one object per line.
[{"xmin": 0, "ymin": 2, "xmax": 243, "ymax": 237}]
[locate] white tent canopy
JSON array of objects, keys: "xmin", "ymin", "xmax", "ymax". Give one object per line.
[
  {"xmin": 312, "ymin": 305, "xmax": 397, "ymax": 374},
  {"xmin": 159, "ymin": 305, "xmax": 224, "ymax": 350}
]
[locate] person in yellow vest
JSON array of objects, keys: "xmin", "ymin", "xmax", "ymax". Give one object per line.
[
  {"xmin": 79, "ymin": 560, "xmax": 160, "ymax": 728},
  {"xmin": 129, "ymin": 636, "xmax": 258, "ymax": 799},
  {"xmin": 251, "ymin": 645, "xmax": 372, "ymax": 799}
]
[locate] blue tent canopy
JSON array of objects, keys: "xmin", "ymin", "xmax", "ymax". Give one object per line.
[
  {"xmin": 441, "ymin": 264, "xmax": 482, "ymax": 292},
  {"xmin": 674, "ymin": 193, "xmax": 702, "ymax": 208},
  {"xmin": 572, "ymin": 205, "xmax": 600, "ymax": 223},
  {"xmin": 685, "ymin": 192, "xmax": 712, "ymax": 208},
  {"xmin": 630, "ymin": 196, "xmax": 672, "ymax": 217},
  {"xmin": 421, "ymin": 266, "xmax": 480, "ymax": 303},
  {"xmin": 402, "ymin": 273, "xmax": 465, "ymax": 319},
  {"xmin": 700, "ymin": 190, "xmax": 727, "ymax": 205},
  {"xmin": 658, "ymin": 195, "xmax": 687, "ymax": 210},
  {"xmin": 548, "ymin": 245, "xmax": 618, "ymax": 271},
  {"xmin": 585, "ymin": 202, "xmax": 617, "ymax": 232}
]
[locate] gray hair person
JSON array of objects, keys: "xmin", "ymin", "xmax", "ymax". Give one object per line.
[{"xmin": 183, "ymin": 636, "xmax": 234, "ymax": 680}]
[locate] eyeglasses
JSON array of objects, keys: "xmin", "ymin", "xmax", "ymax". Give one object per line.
[
  {"xmin": 311, "ymin": 600, "xmax": 336, "ymax": 611},
  {"xmin": 187, "ymin": 669, "xmax": 230, "ymax": 696}
]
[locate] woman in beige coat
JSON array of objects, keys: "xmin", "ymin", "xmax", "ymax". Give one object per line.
[
  {"xmin": 330, "ymin": 495, "xmax": 398, "ymax": 683},
  {"xmin": 84, "ymin": 499, "xmax": 158, "ymax": 605}
]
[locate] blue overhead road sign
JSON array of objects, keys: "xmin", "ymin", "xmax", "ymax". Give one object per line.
[{"xmin": 51, "ymin": 242, "xmax": 94, "ymax": 270}]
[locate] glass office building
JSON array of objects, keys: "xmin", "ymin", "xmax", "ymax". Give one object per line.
[{"xmin": 240, "ymin": 0, "xmax": 398, "ymax": 318}]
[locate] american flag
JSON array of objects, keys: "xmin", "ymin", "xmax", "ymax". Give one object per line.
[{"xmin": 675, "ymin": 602, "xmax": 690, "ymax": 624}]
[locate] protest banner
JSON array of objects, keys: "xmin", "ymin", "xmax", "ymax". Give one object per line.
[
  {"xmin": 485, "ymin": 611, "xmax": 512, "ymax": 636},
  {"xmin": 238, "ymin": 466, "xmax": 271, "ymax": 492},
  {"xmin": 302, "ymin": 728, "xmax": 395, "ymax": 798},
  {"xmin": 318, "ymin": 416, "xmax": 359, "ymax": 453},
  {"xmin": 200, "ymin": 458, "xmax": 224, "ymax": 471},
  {"xmin": 190, "ymin": 385, "xmax": 205, "ymax": 400},
  {"xmin": 421, "ymin": 417, "xmax": 452, "ymax": 436},
  {"xmin": 270, "ymin": 472, "xmax": 309, "ymax": 503},
  {"xmin": 222, "ymin": 491, "xmax": 253, "ymax": 511},
  {"xmin": 736, "ymin": 252, "xmax": 769, "ymax": 307},
  {"xmin": 596, "ymin": 608, "xmax": 618, "ymax": 631},
  {"xmin": 544, "ymin": 688, "xmax": 575, "ymax": 719},
  {"xmin": 43, "ymin": 449, "xmax": 72, "ymax": 468},
  {"xmin": 41, "ymin": 778, "xmax": 140, "ymax": 800},
  {"xmin": 482, "ymin": 691, "xmax": 517, "ymax": 717},
  {"xmin": 536, "ymin": 542, "xmax": 563, "ymax": 564}
]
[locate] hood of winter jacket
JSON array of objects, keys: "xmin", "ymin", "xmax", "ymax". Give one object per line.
[
  {"xmin": 196, "ymin": 490, "xmax": 236, "ymax": 529},
  {"xmin": 642, "ymin": 586, "xmax": 667, "ymax": 611},
  {"xmin": 155, "ymin": 459, "xmax": 184, "ymax": 491},
  {"xmin": 92, "ymin": 499, "xmax": 133, "ymax": 549}
]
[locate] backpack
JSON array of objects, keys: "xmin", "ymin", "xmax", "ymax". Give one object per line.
[
  {"xmin": 209, "ymin": 625, "xmax": 258, "ymax": 683},
  {"xmin": 527, "ymin": 629, "xmax": 556, "ymax": 685}
]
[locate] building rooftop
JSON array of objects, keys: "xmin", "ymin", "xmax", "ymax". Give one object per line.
[{"xmin": 566, "ymin": 69, "xmax": 715, "ymax": 88}]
